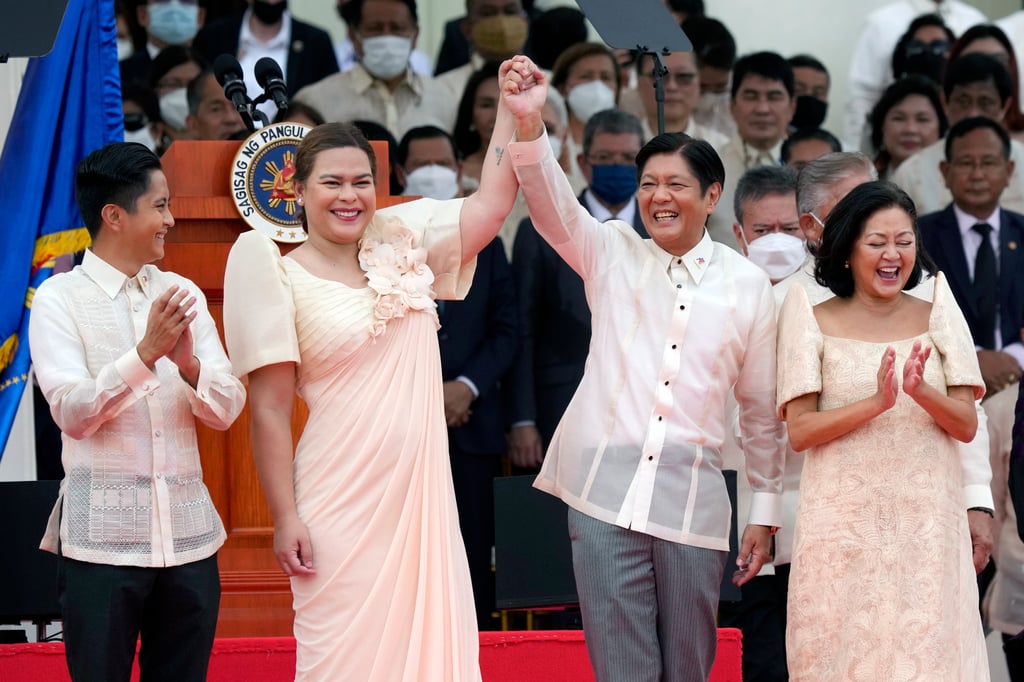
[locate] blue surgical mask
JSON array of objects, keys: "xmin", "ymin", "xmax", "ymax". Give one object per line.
[
  {"xmin": 147, "ymin": 1, "xmax": 199, "ymax": 46},
  {"xmin": 589, "ymin": 163, "xmax": 638, "ymax": 206}
]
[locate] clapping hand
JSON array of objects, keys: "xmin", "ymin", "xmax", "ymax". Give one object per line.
[
  {"xmin": 876, "ymin": 346, "xmax": 898, "ymax": 411},
  {"xmin": 902, "ymin": 340, "xmax": 931, "ymax": 398}
]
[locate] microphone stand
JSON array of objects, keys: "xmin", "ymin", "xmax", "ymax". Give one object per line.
[{"xmin": 644, "ymin": 47, "xmax": 670, "ymax": 136}]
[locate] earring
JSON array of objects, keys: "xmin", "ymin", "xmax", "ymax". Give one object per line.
[
  {"xmin": 844, "ymin": 260, "xmax": 849, "ymax": 269},
  {"xmin": 297, "ymin": 197, "xmax": 304, "ymax": 206}
]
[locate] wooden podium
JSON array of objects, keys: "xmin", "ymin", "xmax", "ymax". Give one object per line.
[{"xmin": 159, "ymin": 139, "xmax": 404, "ymax": 637}]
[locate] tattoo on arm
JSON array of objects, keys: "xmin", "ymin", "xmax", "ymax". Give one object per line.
[{"xmin": 494, "ymin": 147, "xmax": 504, "ymax": 166}]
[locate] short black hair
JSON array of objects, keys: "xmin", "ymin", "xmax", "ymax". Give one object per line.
[
  {"xmin": 452, "ymin": 61, "xmax": 500, "ymax": 158},
  {"xmin": 944, "ymin": 115, "xmax": 1012, "ymax": 161},
  {"xmin": 891, "ymin": 13, "xmax": 955, "ymax": 80},
  {"xmin": 943, "ymin": 52, "xmax": 1013, "ymax": 103},
  {"xmin": 870, "ymin": 75, "xmax": 947, "ymax": 153},
  {"xmin": 525, "ymin": 7, "xmax": 588, "ymax": 71},
  {"xmin": 147, "ymin": 45, "xmax": 206, "ymax": 91},
  {"xmin": 788, "ymin": 54, "xmax": 828, "ymax": 78},
  {"xmin": 781, "ymin": 128, "xmax": 842, "ymax": 165},
  {"xmin": 75, "ymin": 142, "xmax": 163, "ymax": 239},
  {"xmin": 636, "ymin": 132, "xmax": 725, "ymax": 195},
  {"xmin": 731, "ymin": 51, "xmax": 794, "ymax": 99},
  {"xmin": 733, "ymin": 164, "xmax": 798, "ymax": 224},
  {"xmin": 397, "ymin": 125, "xmax": 459, "ymax": 165},
  {"xmin": 186, "ymin": 68, "xmax": 215, "ymax": 116},
  {"xmin": 582, "ymin": 108, "xmax": 644, "ymax": 159},
  {"xmin": 815, "ymin": 180, "xmax": 934, "ymax": 298},
  {"xmin": 341, "ymin": 0, "xmax": 418, "ymax": 26},
  {"xmin": 682, "ymin": 15, "xmax": 736, "ymax": 71}
]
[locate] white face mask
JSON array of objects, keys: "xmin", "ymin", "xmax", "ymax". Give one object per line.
[
  {"xmin": 694, "ymin": 91, "xmax": 730, "ymax": 122},
  {"xmin": 745, "ymin": 232, "xmax": 807, "ymax": 281},
  {"xmin": 124, "ymin": 126, "xmax": 157, "ymax": 151},
  {"xmin": 402, "ymin": 164, "xmax": 459, "ymax": 200},
  {"xmin": 566, "ymin": 80, "xmax": 616, "ymax": 123},
  {"xmin": 117, "ymin": 38, "xmax": 134, "ymax": 61},
  {"xmin": 146, "ymin": 0, "xmax": 200, "ymax": 46},
  {"xmin": 549, "ymin": 134, "xmax": 563, "ymax": 160},
  {"xmin": 159, "ymin": 87, "xmax": 189, "ymax": 131},
  {"xmin": 360, "ymin": 35, "xmax": 413, "ymax": 80}
]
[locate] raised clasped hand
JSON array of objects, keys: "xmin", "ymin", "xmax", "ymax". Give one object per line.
[
  {"xmin": 499, "ymin": 55, "xmax": 547, "ymax": 119},
  {"xmin": 876, "ymin": 345, "xmax": 898, "ymax": 411},
  {"xmin": 901, "ymin": 339, "xmax": 931, "ymax": 398}
]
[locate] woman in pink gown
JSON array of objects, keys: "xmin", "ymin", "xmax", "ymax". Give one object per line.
[{"xmin": 222, "ymin": 59, "xmax": 536, "ymax": 681}]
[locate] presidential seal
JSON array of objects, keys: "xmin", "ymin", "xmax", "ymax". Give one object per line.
[{"xmin": 230, "ymin": 122, "xmax": 312, "ymax": 243}]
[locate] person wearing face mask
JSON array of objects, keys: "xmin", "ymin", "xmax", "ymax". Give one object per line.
[
  {"xmin": 731, "ymin": 165, "xmax": 804, "ymax": 284},
  {"xmin": 293, "ymin": 0, "xmax": 456, "ymax": 141},
  {"xmin": 120, "ymin": 0, "xmax": 205, "ymax": 88},
  {"xmin": 507, "ymin": 108, "xmax": 649, "ymax": 475},
  {"xmin": 550, "ymin": 42, "xmax": 622, "ymax": 194},
  {"xmin": 435, "ymin": 0, "xmax": 530, "ymax": 102},
  {"xmin": 396, "ymin": 125, "xmax": 519, "ymax": 632},
  {"xmin": 192, "ymin": 0, "xmax": 338, "ymax": 121},
  {"xmin": 122, "ymin": 84, "xmax": 164, "ymax": 153},
  {"xmin": 788, "ymin": 54, "xmax": 830, "ymax": 132},
  {"xmin": 683, "ymin": 14, "xmax": 739, "ymax": 141},
  {"xmin": 334, "ymin": 0, "xmax": 433, "ymax": 75},
  {"xmin": 718, "ymin": 162, "xmax": 802, "ymax": 682},
  {"xmin": 843, "ymin": 0, "xmax": 987, "ymax": 152}
]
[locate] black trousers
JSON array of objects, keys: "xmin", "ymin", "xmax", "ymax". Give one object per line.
[
  {"xmin": 717, "ymin": 564, "xmax": 791, "ymax": 682},
  {"xmin": 448, "ymin": 444, "xmax": 501, "ymax": 630},
  {"xmin": 58, "ymin": 553, "xmax": 220, "ymax": 682}
]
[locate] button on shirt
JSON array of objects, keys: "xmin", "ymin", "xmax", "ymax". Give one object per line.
[
  {"xmin": 509, "ymin": 134, "xmax": 785, "ymax": 551},
  {"xmin": 29, "ymin": 250, "xmax": 246, "ymax": 567}
]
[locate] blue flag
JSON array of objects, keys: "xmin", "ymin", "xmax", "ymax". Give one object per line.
[{"xmin": 0, "ymin": 0, "xmax": 122, "ymax": 456}]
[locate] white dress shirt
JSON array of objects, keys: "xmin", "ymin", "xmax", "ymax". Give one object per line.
[
  {"xmin": 238, "ymin": 9, "xmax": 291, "ymax": 122},
  {"xmin": 951, "ymin": 204, "xmax": 1024, "ymax": 366},
  {"xmin": 294, "ymin": 63, "xmax": 457, "ymax": 139},
  {"xmin": 844, "ymin": 0, "xmax": 988, "ymax": 151},
  {"xmin": 29, "ymin": 250, "xmax": 246, "ymax": 567},
  {"xmin": 509, "ymin": 133, "xmax": 785, "ymax": 551}
]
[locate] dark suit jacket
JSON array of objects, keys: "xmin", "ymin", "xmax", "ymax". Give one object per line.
[
  {"xmin": 918, "ymin": 204, "xmax": 1024, "ymax": 350},
  {"xmin": 439, "ymin": 237, "xmax": 519, "ymax": 456},
  {"xmin": 192, "ymin": 14, "xmax": 339, "ymax": 97},
  {"xmin": 1011, "ymin": 382, "xmax": 1024, "ymax": 540},
  {"xmin": 507, "ymin": 193, "xmax": 649, "ymax": 444}
]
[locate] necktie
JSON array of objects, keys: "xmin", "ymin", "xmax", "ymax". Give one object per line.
[{"xmin": 972, "ymin": 222, "xmax": 998, "ymax": 349}]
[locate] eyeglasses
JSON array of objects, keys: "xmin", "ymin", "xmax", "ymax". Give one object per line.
[
  {"xmin": 950, "ymin": 157, "xmax": 1007, "ymax": 173},
  {"xmin": 587, "ymin": 152, "xmax": 638, "ymax": 165},
  {"xmin": 640, "ymin": 71, "xmax": 697, "ymax": 87}
]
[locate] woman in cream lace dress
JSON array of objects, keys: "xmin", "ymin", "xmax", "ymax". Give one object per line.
[{"xmin": 777, "ymin": 181, "xmax": 989, "ymax": 681}]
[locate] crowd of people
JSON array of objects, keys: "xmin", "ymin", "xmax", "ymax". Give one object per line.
[{"xmin": 28, "ymin": 0, "xmax": 1024, "ymax": 680}]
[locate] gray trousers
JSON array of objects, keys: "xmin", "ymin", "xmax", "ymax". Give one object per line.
[{"xmin": 568, "ymin": 508, "xmax": 727, "ymax": 682}]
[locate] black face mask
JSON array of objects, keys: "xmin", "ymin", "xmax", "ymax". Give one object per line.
[
  {"xmin": 790, "ymin": 95, "xmax": 828, "ymax": 130},
  {"xmin": 901, "ymin": 39, "xmax": 949, "ymax": 83},
  {"xmin": 252, "ymin": 0, "xmax": 287, "ymax": 25}
]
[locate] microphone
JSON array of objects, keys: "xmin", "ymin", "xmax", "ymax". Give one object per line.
[
  {"xmin": 255, "ymin": 57, "xmax": 289, "ymax": 112},
  {"xmin": 213, "ymin": 54, "xmax": 254, "ymax": 130}
]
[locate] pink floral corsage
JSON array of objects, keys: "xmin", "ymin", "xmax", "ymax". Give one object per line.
[{"xmin": 358, "ymin": 215, "xmax": 439, "ymax": 338}]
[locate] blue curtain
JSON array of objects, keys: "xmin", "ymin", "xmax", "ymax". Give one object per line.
[{"xmin": 0, "ymin": 0, "xmax": 123, "ymax": 456}]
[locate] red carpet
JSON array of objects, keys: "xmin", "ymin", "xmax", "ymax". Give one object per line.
[{"xmin": 0, "ymin": 629, "xmax": 742, "ymax": 681}]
